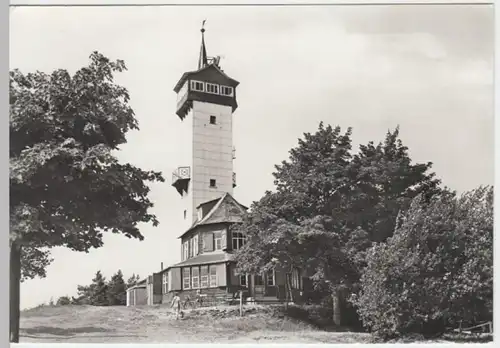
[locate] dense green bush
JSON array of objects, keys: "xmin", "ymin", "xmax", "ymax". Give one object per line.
[{"xmin": 353, "ymin": 187, "xmax": 493, "ymax": 339}]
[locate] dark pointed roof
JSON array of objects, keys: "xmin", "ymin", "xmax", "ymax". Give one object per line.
[
  {"xmin": 173, "ymin": 22, "xmax": 239, "ymax": 93},
  {"xmin": 178, "ymin": 193, "xmax": 248, "ymax": 239},
  {"xmin": 198, "ymin": 22, "xmax": 208, "ymax": 70}
]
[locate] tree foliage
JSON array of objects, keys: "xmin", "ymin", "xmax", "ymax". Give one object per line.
[
  {"xmin": 127, "ymin": 273, "xmax": 141, "ymax": 288},
  {"xmin": 56, "ymin": 296, "xmax": 71, "ymax": 306},
  {"xmin": 20, "ymin": 246, "xmax": 53, "ymax": 282},
  {"xmin": 9, "ymin": 51, "xmax": 164, "ymax": 342},
  {"xmin": 234, "ymin": 123, "xmax": 442, "ymax": 296},
  {"xmin": 353, "ymin": 186, "xmax": 493, "ymax": 338},
  {"xmin": 107, "ymin": 270, "xmax": 127, "ymax": 306},
  {"xmin": 10, "ymin": 51, "xmax": 164, "ymax": 252}
]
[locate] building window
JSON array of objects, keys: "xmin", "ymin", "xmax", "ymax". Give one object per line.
[
  {"xmin": 220, "ymin": 85, "xmax": 233, "ymax": 97},
  {"xmin": 214, "ymin": 231, "xmax": 222, "ymax": 250},
  {"xmin": 191, "ymin": 80, "xmax": 204, "ymax": 92},
  {"xmin": 189, "ymin": 238, "xmax": 194, "ymax": 258},
  {"xmin": 232, "ymin": 231, "xmax": 246, "ymax": 250},
  {"xmin": 210, "ymin": 115, "xmax": 216, "ymax": 124},
  {"xmin": 209, "ymin": 179, "xmax": 216, "ymax": 188},
  {"xmin": 183, "ymin": 241, "xmax": 189, "ymax": 260},
  {"xmin": 266, "ymin": 270, "xmax": 275, "ymax": 286},
  {"xmin": 192, "ymin": 267, "xmax": 200, "ymax": 289},
  {"xmin": 240, "ymin": 274, "xmax": 247, "ymax": 287},
  {"xmin": 183, "ymin": 268, "xmax": 191, "ymax": 290},
  {"xmin": 209, "ymin": 266, "xmax": 217, "ymax": 287},
  {"xmin": 162, "ymin": 273, "xmax": 168, "ymax": 294},
  {"xmin": 183, "ymin": 210, "xmax": 187, "ymax": 220},
  {"xmin": 193, "ymin": 235, "xmax": 199, "ymax": 256},
  {"xmin": 200, "ymin": 266, "xmax": 209, "ymax": 288},
  {"xmin": 206, "ymin": 82, "xmax": 219, "ymax": 94}
]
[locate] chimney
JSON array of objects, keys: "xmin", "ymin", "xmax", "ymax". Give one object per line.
[{"xmin": 161, "ymin": 262, "xmax": 164, "ymax": 271}]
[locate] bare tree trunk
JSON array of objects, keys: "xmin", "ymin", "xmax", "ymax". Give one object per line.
[
  {"xmin": 332, "ymin": 288, "xmax": 341, "ymax": 326},
  {"xmin": 10, "ymin": 243, "xmax": 22, "ymax": 343}
]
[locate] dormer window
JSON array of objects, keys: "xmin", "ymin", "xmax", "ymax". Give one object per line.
[
  {"xmin": 206, "ymin": 83, "xmax": 219, "ymax": 95},
  {"xmin": 220, "ymin": 86, "xmax": 233, "ymax": 97},
  {"xmin": 191, "ymin": 80, "xmax": 205, "ymax": 92}
]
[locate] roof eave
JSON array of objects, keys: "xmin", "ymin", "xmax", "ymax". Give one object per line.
[{"xmin": 173, "ymin": 64, "xmax": 239, "ymax": 93}]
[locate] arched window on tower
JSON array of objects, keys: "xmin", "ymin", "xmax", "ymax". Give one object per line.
[{"xmin": 232, "ymin": 231, "xmax": 246, "ymax": 250}]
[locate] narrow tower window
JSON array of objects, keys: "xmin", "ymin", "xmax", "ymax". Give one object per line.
[
  {"xmin": 209, "ymin": 179, "xmax": 217, "ymax": 188},
  {"xmin": 210, "ymin": 115, "xmax": 217, "ymax": 124},
  {"xmin": 183, "ymin": 210, "xmax": 187, "ymax": 219}
]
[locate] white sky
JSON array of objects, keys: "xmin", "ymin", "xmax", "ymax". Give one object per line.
[{"xmin": 10, "ymin": 4, "xmax": 493, "ymax": 309}]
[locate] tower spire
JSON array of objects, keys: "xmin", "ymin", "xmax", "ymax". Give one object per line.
[{"xmin": 198, "ymin": 20, "xmax": 208, "ymax": 70}]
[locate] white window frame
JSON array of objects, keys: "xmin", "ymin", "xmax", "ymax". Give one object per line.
[
  {"xmin": 190, "ymin": 80, "xmax": 205, "ymax": 92},
  {"xmin": 205, "ymin": 82, "xmax": 220, "ymax": 95},
  {"xmin": 214, "ymin": 232, "xmax": 222, "ymax": 251},
  {"xmin": 183, "ymin": 268, "xmax": 191, "ymax": 290},
  {"xmin": 200, "ymin": 265, "xmax": 209, "ymax": 288},
  {"xmin": 191, "ymin": 267, "xmax": 200, "ymax": 289},
  {"xmin": 189, "ymin": 238, "xmax": 194, "ymax": 258},
  {"xmin": 209, "ymin": 266, "xmax": 217, "ymax": 287},
  {"xmin": 182, "ymin": 241, "xmax": 189, "ymax": 260},
  {"xmin": 232, "ymin": 231, "xmax": 246, "ymax": 250},
  {"xmin": 162, "ymin": 273, "xmax": 168, "ymax": 294},
  {"xmin": 193, "ymin": 235, "xmax": 199, "ymax": 256},
  {"xmin": 220, "ymin": 85, "xmax": 234, "ymax": 97},
  {"xmin": 266, "ymin": 270, "xmax": 276, "ymax": 286}
]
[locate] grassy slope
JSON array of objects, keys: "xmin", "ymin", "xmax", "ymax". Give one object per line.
[
  {"xmin": 20, "ymin": 304, "xmax": 372, "ymax": 343},
  {"xmin": 20, "ymin": 304, "xmax": 493, "ymax": 344}
]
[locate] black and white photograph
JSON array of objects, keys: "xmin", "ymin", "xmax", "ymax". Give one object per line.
[{"xmin": 8, "ymin": 0, "xmax": 494, "ymax": 345}]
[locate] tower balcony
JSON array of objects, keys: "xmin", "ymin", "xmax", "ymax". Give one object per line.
[
  {"xmin": 232, "ymin": 172, "xmax": 237, "ymax": 188},
  {"xmin": 172, "ymin": 166, "xmax": 191, "ymax": 195}
]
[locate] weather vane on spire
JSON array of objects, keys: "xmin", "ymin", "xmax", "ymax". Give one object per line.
[{"xmin": 201, "ymin": 19, "xmax": 207, "ymax": 33}]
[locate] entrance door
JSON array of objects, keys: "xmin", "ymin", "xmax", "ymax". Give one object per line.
[{"xmin": 253, "ymin": 274, "xmax": 265, "ymax": 298}]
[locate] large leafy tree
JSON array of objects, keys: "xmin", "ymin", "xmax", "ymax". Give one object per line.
[
  {"xmin": 9, "ymin": 52, "xmax": 164, "ymax": 342},
  {"xmin": 354, "ymin": 186, "xmax": 493, "ymax": 339},
  {"xmin": 235, "ymin": 123, "xmax": 441, "ymax": 313}
]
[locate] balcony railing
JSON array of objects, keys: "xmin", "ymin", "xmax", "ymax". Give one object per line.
[
  {"xmin": 232, "ymin": 172, "xmax": 237, "ymax": 188},
  {"xmin": 172, "ymin": 166, "xmax": 191, "ymax": 186}
]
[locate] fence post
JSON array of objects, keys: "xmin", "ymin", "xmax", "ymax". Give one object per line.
[{"xmin": 239, "ymin": 290, "xmax": 243, "ymax": 317}]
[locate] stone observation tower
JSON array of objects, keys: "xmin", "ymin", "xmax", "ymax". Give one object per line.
[
  {"xmin": 126, "ymin": 22, "xmax": 306, "ymax": 308},
  {"xmin": 172, "ymin": 20, "xmax": 240, "ymax": 232}
]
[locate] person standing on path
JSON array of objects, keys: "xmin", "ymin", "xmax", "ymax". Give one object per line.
[{"xmin": 171, "ymin": 293, "xmax": 182, "ymax": 320}]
